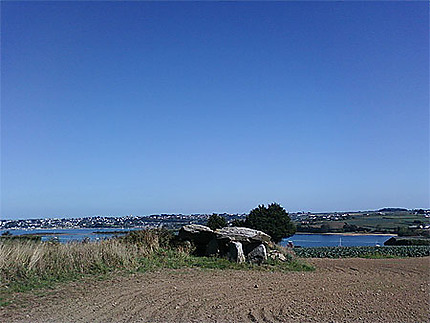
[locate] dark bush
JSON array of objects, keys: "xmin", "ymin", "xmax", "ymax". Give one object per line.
[
  {"xmin": 244, "ymin": 203, "xmax": 296, "ymax": 243},
  {"xmin": 230, "ymin": 219, "xmax": 246, "ymax": 227},
  {"xmin": 206, "ymin": 214, "xmax": 227, "ymax": 230}
]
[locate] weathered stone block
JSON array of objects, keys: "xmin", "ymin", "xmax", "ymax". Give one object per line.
[
  {"xmin": 247, "ymin": 243, "xmax": 267, "ymax": 264},
  {"xmin": 229, "ymin": 241, "xmax": 245, "ymax": 263}
]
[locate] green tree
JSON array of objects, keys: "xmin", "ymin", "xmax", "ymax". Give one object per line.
[
  {"xmin": 206, "ymin": 213, "xmax": 227, "ymax": 231},
  {"xmin": 231, "ymin": 219, "xmax": 246, "ymax": 227},
  {"xmin": 244, "ymin": 203, "xmax": 296, "ymax": 243}
]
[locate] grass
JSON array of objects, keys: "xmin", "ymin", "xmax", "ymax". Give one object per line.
[
  {"xmin": 0, "ymin": 298, "xmax": 12, "ymax": 307},
  {"xmin": 0, "ymin": 229, "xmax": 313, "ymax": 307},
  {"xmin": 135, "ymin": 248, "xmax": 313, "ymax": 273},
  {"xmin": 336, "ymin": 212, "xmax": 426, "ymax": 231},
  {"xmin": 0, "ymin": 230, "xmax": 162, "ymax": 302}
]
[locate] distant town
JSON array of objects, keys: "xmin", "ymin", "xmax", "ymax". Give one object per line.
[
  {"xmin": 0, "ymin": 213, "xmax": 245, "ymax": 231},
  {"xmin": 1, "ymin": 208, "xmax": 429, "ymax": 235}
]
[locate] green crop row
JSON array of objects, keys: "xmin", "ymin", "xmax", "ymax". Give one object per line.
[{"xmin": 293, "ymin": 246, "xmax": 430, "ymax": 258}]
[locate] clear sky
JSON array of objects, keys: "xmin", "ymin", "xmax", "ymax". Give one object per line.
[{"xmin": 1, "ymin": 1, "xmax": 428, "ymax": 219}]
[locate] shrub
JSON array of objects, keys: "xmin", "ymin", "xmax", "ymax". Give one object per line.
[
  {"xmin": 245, "ymin": 203, "xmax": 296, "ymax": 243},
  {"xmin": 206, "ymin": 214, "xmax": 227, "ymax": 230},
  {"xmin": 230, "ymin": 219, "xmax": 246, "ymax": 227}
]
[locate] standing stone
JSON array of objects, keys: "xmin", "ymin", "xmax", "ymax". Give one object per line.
[
  {"xmin": 229, "ymin": 241, "xmax": 245, "ymax": 263},
  {"xmin": 247, "ymin": 243, "xmax": 267, "ymax": 264}
]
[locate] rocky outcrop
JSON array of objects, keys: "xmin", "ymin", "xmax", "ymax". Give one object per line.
[
  {"xmin": 215, "ymin": 227, "xmax": 271, "ymax": 244},
  {"xmin": 178, "ymin": 225, "xmax": 275, "ymax": 264},
  {"xmin": 178, "ymin": 225, "xmax": 216, "ymax": 255},
  {"xmin": 178, "ymin": 224, "xmax": 215, "ymax": 244},
  {"xmin": 247, "ymin": 244, "xmax": 267, "ymax": 264},
  {"xmin": 268, "ymin": 250, "xmax": 288, "ymax": 262}
]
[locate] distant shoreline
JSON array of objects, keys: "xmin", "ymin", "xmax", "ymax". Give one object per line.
[{"xmin": 295, "ymin": 232, "xmax": 397, "ymax": 236}]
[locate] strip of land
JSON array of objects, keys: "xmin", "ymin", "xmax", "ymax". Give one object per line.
[
  {"xmin": 1, "ymin": 257, "xmax": 429, "ymax": 323},
  {"xmin": 294, "ymin": 232, "xmax": 396, "ymax": 236}
]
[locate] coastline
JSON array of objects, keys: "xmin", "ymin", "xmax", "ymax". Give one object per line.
[{"xmin": 295, "ymin": 232, "xmax": 397, "ymax": 236}]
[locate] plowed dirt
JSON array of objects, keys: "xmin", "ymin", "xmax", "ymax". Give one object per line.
[{"xmin": 1, "ymin": 257, "xmax": 429, "ymax": 322}]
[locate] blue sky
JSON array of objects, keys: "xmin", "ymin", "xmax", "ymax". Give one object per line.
[{"xmin": 1, "ymin": 2, "xmax": 428, "ymax": 219}]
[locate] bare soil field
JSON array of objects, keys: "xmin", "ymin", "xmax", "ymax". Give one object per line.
[{"xmin": 1, "ymin": 257, "xmax": 429, "ymax": 323}]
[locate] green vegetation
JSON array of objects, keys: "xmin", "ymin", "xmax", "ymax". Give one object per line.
[
  {"xmin": 230, "ymin": 219, "xmax": 246, "ymax": 226},
  {"xmin": 294, "ymin": 246, "xmax": 430, "ymax": 258},
  {"xmin": 384, "ymin": 237, "xmax": 430, "ymax": 246},
  {"xmin": 0, "ymin": 234, "xmax": 42, "ymax": 242},
  {"xmin": 242, "ymin": 203, "xmax": 296, "ymax": 243},
  {"xmin": 118, "ymin": 228, "xmax": 173, "ymax": 248},
  {"xmin": 206, "ymin": 213, "xmax": 227, "ymax": 230},
  {"xmin": 296, "ymin": 210, "xmax": 429, "ymax": 236},
  {"xmin": 0, "ymin": 229, "xmax": 311, "ymax": 306},
  {"xmin": 135, "ymin": 248, "xmax": 313, "ymax": 272}
]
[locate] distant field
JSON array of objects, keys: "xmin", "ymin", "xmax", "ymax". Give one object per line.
[
  {"xmin": 345, "ymin": 213, "xmax": 426, "ymax": 230},
  {"xmin": 298, "ymin": 211, "xmax": 428, "ymax": 234}
]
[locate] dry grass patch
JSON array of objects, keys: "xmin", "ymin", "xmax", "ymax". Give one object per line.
[{"xmin": 0, "ymin": 229, "xmax": 313, "ymax": 307}]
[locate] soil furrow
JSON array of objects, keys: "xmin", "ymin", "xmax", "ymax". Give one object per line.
[{"xmin": 1, "ymin": 257, "xmax": 429, "ymax": 323}]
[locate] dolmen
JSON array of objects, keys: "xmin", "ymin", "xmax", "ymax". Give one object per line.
[{"xmin": 178, "ymin": 224, "xmax": 271, "ymax": 264}]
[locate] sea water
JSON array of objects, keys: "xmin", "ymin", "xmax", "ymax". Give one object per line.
[
  {"xmin": 1, "ymin": 228, "xmax": 395, "ymax": 246},
  {"xmin": 280, "ymin": 233, "xmax": 395, "ymax": 247},
  {"xmin": 0, "ymin": 228, "xmax": 138, "ymax": 243}
]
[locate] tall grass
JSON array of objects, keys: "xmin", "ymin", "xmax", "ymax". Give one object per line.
[
  {"xmin": 0, "ymin": 229, "xmax": 312, "ymax": 300},
  {"xmin": 0, "ymin": 229, "xmax": 168, "ymax": 292},
  {"xmin": 1, "ymin": 240, "xmax": 138, "ymax": 284}
]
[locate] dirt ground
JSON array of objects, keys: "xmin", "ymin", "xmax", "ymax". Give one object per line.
[{"xmin": 1, "ymin": 257, "xmax": 429, "ymax": 323}]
